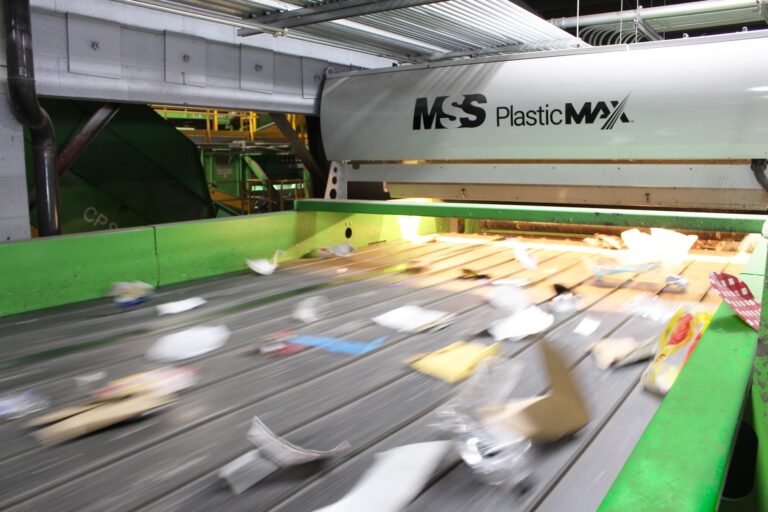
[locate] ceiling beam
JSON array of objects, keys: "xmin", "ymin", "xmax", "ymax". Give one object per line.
[{"xmin": 238, "ymin": 0, "xmax": 449, "ymax": 36}]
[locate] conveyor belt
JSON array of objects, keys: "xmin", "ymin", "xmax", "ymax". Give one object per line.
[{"xmin": 0, "ymin": 234, "xmax": 745, "ymax": 511}]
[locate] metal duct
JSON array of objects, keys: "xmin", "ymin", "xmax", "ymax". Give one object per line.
[{"xmin": 3, "ymin": 0, "xmax": 60, "ymax": 236}]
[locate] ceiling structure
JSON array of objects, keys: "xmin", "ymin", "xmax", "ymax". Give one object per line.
[{"xmin": 115, "ymin": 0, "xmax": 768, "ymax": 61}]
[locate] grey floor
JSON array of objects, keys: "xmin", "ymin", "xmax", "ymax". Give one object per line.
[{"xmin": 0, "ymin": 234, "xmax": 741, "ymax": 512}]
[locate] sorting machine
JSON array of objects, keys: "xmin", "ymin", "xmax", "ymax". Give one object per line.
[{"xmin": 2, "ymin": 30, "xmax": 768, "ymax": 511}]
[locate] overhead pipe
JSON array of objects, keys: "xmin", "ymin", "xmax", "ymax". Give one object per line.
[
  {"xmin": 26, "ymin": 103, "xmax": 122, "ymax": 209},
  {"xmin": 551, "ymin": 0, "xmax": 759, "ymax": 29},
  {"xmin": 3, "ymin": 0, "xmax": 59, "ymax": 235}
]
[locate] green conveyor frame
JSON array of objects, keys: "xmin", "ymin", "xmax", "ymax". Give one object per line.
[{"xmin": 0, "ymin": 199, "xmax": 766, "ymax": 510}]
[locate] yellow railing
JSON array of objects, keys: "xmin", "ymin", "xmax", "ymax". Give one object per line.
[{"xmin": 152, "ymin": 105, "xmax": 306, "ymax": 144}]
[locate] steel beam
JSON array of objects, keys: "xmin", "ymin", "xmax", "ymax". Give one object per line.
[
  {"xmin": 271, "ymin": 113, "xmax": 326, "ymax": 197},
  {"xmin": 239, "ymin": 0, "xmax": 449, "ymax": 36}
]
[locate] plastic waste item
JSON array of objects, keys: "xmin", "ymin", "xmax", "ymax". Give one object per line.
[
  {"xmin": 293, "ymin": 296, "xmax": 328, "ymax": 324},
  {"xmin": 460, "ymin": 268, "xmax": 491, "ymax": 280},
  {"xmin": 478, "ymin": 341, "xmax": 590, "ymax": 443},
  {"xmin": 550, "ymin": 291, "xmax": 582, "ymax": 313},
  {"xmin": 74, "ymin": 371, "xmax": 107, "ymax": 388},
  {"xmin": 624, "ymin": 294, "xmax": 690, "ymax": 324},
  {"xmin": 584, "ymin": 234, "xmax": 624, "ymax": 250},
  {"xmin": 372, "ymin": 305, "xmax": 455, "ymax": 333},
  {"xmin": 593, "ymin": 261, "xmax": 660, "ymax": 280},
  {"xmin": 246, "ymin": 250, "xmax": 285, "ymax": 276},
  {"xmin": 433, "ymin": 357, "xmax": 532, "ymax": 487},
  {"xmin": 108, "ymin": 281, "xmax": 154, "ymax": 307},
  {"xmin": 513, "ymin": 243, "xmax": 538, "ymax": 270},
  {"xmin": 146, "ymin": 325, "xmax": 230, "ymax": 362},
  {"xmin": 665, "ymin": 275, "xmax": 689, "ymax": 291},
  {"xmin": 488, "ymin": 306, "xmax": 554, "ymax": 341},
  {"xmin": 573, "ymin": 317, "xmax": 601, "ymax": 336},
  {"xmin": 591, "ymin": 336, "xmax": 655, "ymax": 370},
  {"xmin": 642, "ymin": 306, "xmax": 712, "ymax": 395},
  {"xmin": 409, "ymin": 341, "xmax": 500, "ymax": 383},
  {"xmin": 25, "ymin": 393, "xmax": 172, "ymax": 446},
  {"xmin": 0, "ymin": 390, "xmax": 49, "ymax": 421},
  {"xmin": 289, "ymin": 335, "xmax": 386, "ymax": 356},
  {"xmin": 488, "ymin": 285, "xmax": 531, "ymax": 313},
  {"xmin": 312, "ymin": 441, "xmax": 451, "ymax": 512},
  {"xmin": 248, "ymin": 415, "xmax": 350, "ymax": 466},
  {"xmin": 314, "ymin": 243, "xmax": 355, "ymax": 258},
  {"xmin": 622, "ymin": 228, "xmax": 698, "ymax": 266},
  {"xmin": 219, "ymin": 449, "xmax": 280, "ymax": 495},
  {"xmin": 156, "ymin": 297, "xmax": 207, "ymax": 315},
  {"xmin": 259, "ymin": 341, "xmax": 306, "ymax": 356},
  {"xmin": 92, "ymin": 367, "xmax": 198, "ymax": 400},
  {"xmin": 709, "ymin": 272, "xmax": 760, "ymax": 330}
]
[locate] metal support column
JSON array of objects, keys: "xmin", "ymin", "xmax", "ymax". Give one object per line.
[{"xmin": 272, "ymin": 113, "xmax": 326, "ymax": 198}]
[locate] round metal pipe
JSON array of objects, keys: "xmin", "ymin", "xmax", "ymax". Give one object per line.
[
  {"xmin": 4, "ymin": 0, "xmax": 60, "ymax": 236},
  {"xmin": 551, "ymin": 0, "xmax": 757, "ymax": 29}
]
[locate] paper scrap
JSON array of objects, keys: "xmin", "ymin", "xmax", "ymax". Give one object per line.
[
  {"xmin": 314, "ymin": 243, "xmax": 355, "ymax": 258},
  {"xmin": 289, "ymin": 335, "xmax": 386, "ymax": 356},
  {"xmin": 156, "ymin": 297, "xmax": 207, "ymax": 315},
  {"xmin": 479, "ymin": 341, "xmax": 589, "ymax": 443},
  {"xmin": 146, "ymin": 325, "xmax": 230, "ymax": 362},
  {"xmin": 709, "ymin": 272, "xmax": 760, "ymax": 330},
  {"xmin": 590, "ymin": 337, "xmax": 652, "ymax": 370},
  {"xmin": 219, "ymin": 450, "xmax": 279, "ymax": 495},
  {"xmin": 313, "ymin": 441, "xmax": 451, "ymax": 512},
  {"xmin": 574, "ymin": 317, "xmax": 600, "ymax": 336},
  {"xmin": 246, "ymin": 250, "xmax": 285, "ymax": 276},
  {"xmin": 248, "ymin": 416, "xmax": 350, "ymax": 466},
  {"xmin": 0, "ymin": 390, "xmax": 49, "ymax": 421},
  {"xmin": 410, "ymin": 341, "xmax": 500, "ymax": 383},
  {"xmin": 373, "ymin": 305, "xmax": 455, "ymax": 333},
  {"xmin": 492, "ymin": 278, "xmax": 530, "ymax": 287},
  {"xmin": 488, "ymin": 306, "xmax": 553, "ymax": 341}
]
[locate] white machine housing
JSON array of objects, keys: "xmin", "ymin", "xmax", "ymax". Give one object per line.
[{"xmin": 320, "ymin": 31, "xmax": 768, "ymax": 211}]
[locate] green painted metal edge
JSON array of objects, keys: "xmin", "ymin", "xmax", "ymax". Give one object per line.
[
  {"xmin": 296, "ymin": 200, "xmax": 766, "ymax": 233},
  {"xmin": 0, "ymin": 228, "xmax": 158, "ymax": 317},
  {"xmin": 599, "ymin": 276, "xmax": 763, "ymax": 511},
  {"xmin": 0, "ymin": 209, "xmax": 445, "ymax": 317},
  {"xmin": 154, "ymin": 210, "xmax": 445, "ymax": 285}
]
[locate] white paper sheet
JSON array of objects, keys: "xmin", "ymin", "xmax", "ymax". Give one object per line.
[
  {"xmin": 372, "ymin": 305, "xmax": 454, "ymax": 333},
  {"xmin": 156, "ymin": 297, "xmax": 207, "ymax": 315},
  {"xmin": 313, "ymin": 441, "xmax": 451, "ymax": 512},
  {"xmin": 574, "ymin": 317, "xmax": 601, "ymax": 336},
  {"xmin": 146, "ymin": 325, "xmax": 230, "ymax": 362},
  {"xmin": 488, "ymin": 306, "xmax": 553, "ymax": 341}
]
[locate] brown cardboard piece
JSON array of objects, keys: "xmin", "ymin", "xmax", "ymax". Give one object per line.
[
  {"xmin": 478, "ymin": 341, "xmax": 589, "ymax": 443},
  {"xmin": 25, "ymin": 393, "xmax": 172, "ymax": 446}
]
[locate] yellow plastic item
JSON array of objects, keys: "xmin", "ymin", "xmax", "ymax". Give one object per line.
[{"xmin": 409, "ymin": 341, "xmax": 500, "ymax": 383}]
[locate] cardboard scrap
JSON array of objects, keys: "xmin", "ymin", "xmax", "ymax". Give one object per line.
[
  {"xmin": 478, "ymin": 342, "xmax": 589, "ymax": 443},
  {"xmin": 92, "ymin": 367, "xmax": 197, "ymax": 400},
  {"xmin": 460, "ymin": 268, "xmax": 491, "ymax": 280},
  {"xmin": 313, "ymin": 441, "xmax": 451, "ymax": 512},
  {"xmin": 25, "ymin": 393, "xmax": 172, "ymax": 446},
  {"xmin": 409, "ymin": 341, "xmax": 500, "ymax": 383},
  {"xmin": 590, "ymin": 336, "xmax": 655, "ymax": 370}
]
